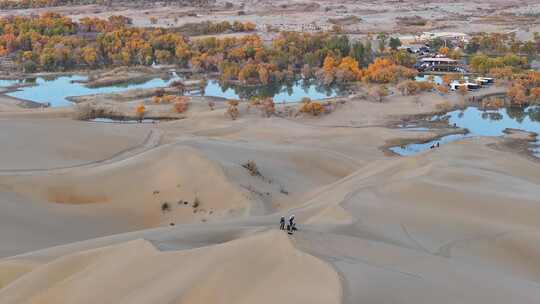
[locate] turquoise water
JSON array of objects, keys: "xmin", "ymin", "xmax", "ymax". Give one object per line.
[
  {"xmin": 415, "ymin": 75, "xmax": 443, "ymax": 85},
  {"xmin": 89, "ymin": 118, "xmax": 158, "ymax": 124},
  {"xmin": 5, "ymin": 76, "xmax": 341, "ymax": 107},
  {"xmin": 5, "ymin": 75, "xmax": 178, "ymax": 107},
  {"xmin": 0, "ymin": 79, "xmax": 23, "ymax": 88},
  {"xmin": 390, "ymin": 133, "xmax": 470, "ymax": 155},
  {"xmin": 390, "ymin": 106, "xmax": 540, "ymax": 157},
  {"xmin": 188, "ymin": 79, "xmax": 341, "ymax": 103}
]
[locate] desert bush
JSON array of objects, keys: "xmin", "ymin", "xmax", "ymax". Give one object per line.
[
  {"xmin": 173, "ymin": 96, "xmax": 189, "ymax": 113},
  {"xmin": 161, "ymin": 202, "xmax": 171, "ymax": 212},
  {"xmin": 396, "ymin": 16, "xmax": 427, "ymax": 26},
  {"xmin": 208, "ymin": 100, "xmax": 215, "ymax": 110},
  {"xmin": 163, "ymin": 95, "xmax": 176, "ymax": 103},
  {"xmin": 193, "ymin": 197, "xmax": 200, "ymax": 208},
  {"xmin": 481, "ymin": 97, "xmax": 505, "ymax": 109},
  {"xmin": 397, "ymin": 80, "xmax": 418, "ymax": 95},
  {"xmin": 261, "ymin": 97, "xmax": 275, "ymax": 117},
  {"xmin": 154, "ymin": 94, "xmax": 182, "ymax": 104},
  {"xmin": 246, "ymin": 97, "xmax": 261, "ymax": 113},
  {"xmin": 242, "ymin": 160, "xmax": 261, "ymax": 176},
  {"xmin": 299, "ymin": 99, "xmax": 325, "ymax": 116},
  {"xmin": 507, "ymin": 83, "xmax": 527, "ymax": 107},
  {"xmin": 74, "ymin": 103, "xmax": 114, "ymax": 120},
  {"xmin": 417, "ymin": 81, "xmax": 434, "ymax": 92},
  {"xmin": 136, "ymin": 103, "xmax": 146, "ymax": 120},
  {"xmin": 530, "ymin": 87, "xmax": 540, "ymax": 103},
  {"xmin": 436, "ymin": 84, "xmax": 449, "ymax": 94},
  {"xmin": 368, "ymin": 85, "xmax": 389, "ymax": 102},
  {"xmin": 226, "ymin": 101, "xmax": 240, "ymax": 120},
  {"xmin": 328, "ymin": 16, "xmax": 362, "ymax": 25}
]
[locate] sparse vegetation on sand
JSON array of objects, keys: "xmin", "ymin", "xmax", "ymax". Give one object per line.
[
  {"xmin": 396, "ymin": 16, "xmax": 427, "ymax": 26},
  {"xmin": 242, "ymin": 160, "xmax": 261, "ymax": 176},
  {"xmin": 3, "ymin": 2, "xmax": 540, "ymax": 304}
]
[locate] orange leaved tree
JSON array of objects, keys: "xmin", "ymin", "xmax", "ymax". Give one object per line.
[{"xmin": 136, "ymin": 104, "xmax": 146, "ymax": 122}]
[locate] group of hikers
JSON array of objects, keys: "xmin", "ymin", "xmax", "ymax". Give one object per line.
[
  {"xmin": 430, "ymin": 142, "xmax": 440, "ymax": 149},
  {"xmin": 280, "ymin": 215, "xmax": 297, "ymax": 234}
]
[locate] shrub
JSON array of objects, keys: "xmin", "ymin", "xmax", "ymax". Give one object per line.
[
  {"xmin": 436, "ymin": 84, "xmax": 449, "ymax": 94},
  {"xmin": 396, "ymin": 16, "xmax": 427, "ymax": 26},
  {"xmin": 136, "ymin": 104, "xmax": 146, "ymax": 119},
  {"xmin": 242, "ymin": 160, "xmax": 261, "ymax": 176},
  {"xmin": 368, "ymin": 85, "xmax": 389, "ymax": 102},
  {"xmin": 299, "ymin": 100, "xmax": 325, "ymax": 116},
  {"xmin": 481, "ymin": 97, "xmax": 505, "ymax": 109},
  {"xmin": 261, "ymin": 97, "xmax": 275, "ymax": 117},
  {"xmin": 507, "ymin": 83, "xmax": 527, "ymax": 107},
  {"xmin": 530, "ymin": 87, "xmax": 540, "ymax": 103},
  {"xmin": 226, "ymin": 103, "xmax": 239, "ymax": 120},
  {"xmin": 397, "ymin": 80, "xmax": 418, "ymax": 95},
  {"xmin": 161, "ymin": 202, "xmax": 171, "ymax": 212},
  {"xmin": 173, "ymin": 97, "xmax": 189, "ymax": 113}
]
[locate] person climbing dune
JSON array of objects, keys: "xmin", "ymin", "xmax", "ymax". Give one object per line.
[{"xmin": 287, "ymin": 215, "xmax": 296, "ymax": 234}]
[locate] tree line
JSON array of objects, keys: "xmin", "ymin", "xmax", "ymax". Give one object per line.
[
  {"xmin": 0, "ymin": 13, "xmax": 419, "ymax": 86},
  {"xmin": 0, "ymin": 0, "xmax": 213, "ymax": 9}
]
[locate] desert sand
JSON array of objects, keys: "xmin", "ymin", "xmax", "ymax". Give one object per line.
[
  {"xmin": 2, "ymin": 0, "xmax": 539, "ymax": 40},
  {"xmin": 1, "ymin": 0, "xmax": 539, "ymax": 301},
  {"xmin": 1, "ymin": 81, "xmax": 540, "ymax": 304}
]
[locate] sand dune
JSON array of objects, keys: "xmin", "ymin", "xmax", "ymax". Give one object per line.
[
  {"xmin": 292, "ymin": 138, "xmax": 540, "ymax": 294},
  {"xmin": 1, "ymin": 92, "xmax": 540, "ymax": 303},
  {"xmin": 0, "ymin": 118, "xmax": 152, "ymax": 171},
  {"xmin": 0, "ymin": 231, "xmax": 341, "ymax": 304},
  {"xmin": 0, "ymin": 144, "xmax": 251, "ymax": 227}
]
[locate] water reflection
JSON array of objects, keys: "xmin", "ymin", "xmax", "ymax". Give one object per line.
[
  {"xmin": 188, "ymin": 79, "xmax": 343, "ymax": 102},
  {"xmin": 391, "ymin": 106, "xmax": 540, "ymax": 157},
  {"xmin": 4, "ymin": 73, "xmax": 344, "ymax": 107},
  {"xmin": 5, "ymin": 75, "xmax": 178, "ymax": 107}
]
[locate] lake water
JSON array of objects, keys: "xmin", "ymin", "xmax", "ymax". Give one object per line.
[
  {"xmin": 3, "ymin": 75, "xmax": 178, "ymax": 107},
  {"xmin": 187, "ymin": 79, "xmax": 341, "ymax": 103},
  {"xmin": 88, "ymin": 118, "xmax": 159, "ymax": 124},
  {"xmin": 0, "ymin": 79, "xmax": 23, "ymax": 88},
  {"xmin": 3, "ymin": 75, "xmax": 342, "ymax": 107},
  {"xmin": 415, "ymin": 75, "xmax": 443, "ymax": 85},
  {"xmin": 390, "ymin": 106, "xmax": 540, "ymax": 157}
]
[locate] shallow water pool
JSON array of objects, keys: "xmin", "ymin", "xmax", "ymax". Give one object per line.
[
  {"xmin": 187, "ymin": 79, "xmax": 341, "ymax": 103},
  {"xmin": 5, "ymin": 75, "xmax": 178, "ymax": 107},
  {"xmin": 391, "ymin": 106, "xmax": 540, "ymax": 157}
]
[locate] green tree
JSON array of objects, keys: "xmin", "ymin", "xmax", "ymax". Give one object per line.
[{"xmin": 389, "ymin": 37, "xmax": 401, "ymax": 50}]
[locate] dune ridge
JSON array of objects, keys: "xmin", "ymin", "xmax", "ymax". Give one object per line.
[{"xmin": 0, "ymin": 230, "xmax": 342, "ymax": 304}]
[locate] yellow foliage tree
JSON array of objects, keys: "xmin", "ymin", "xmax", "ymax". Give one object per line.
[
  {"xmin": 439, "ymin": 46, "xmax": 449, "ymax": 56},
  {"xmin": 299, "ymin": 99, "xmax": 325, "ymax": 116},
  {"xmin": 507, "ymin": 83, "xmax": 527, "ymax": 107},
  {"xmin": 136, "ymin": 103, "xmax": 146, "ymax": 122},
  {"xmin": 323, "ymin": 55, "xmax": 336, "ymax": 75},
  {"xmin": 336, "ymin": 56, "xmax": 361, "ymax": 81},
  {"xmin": 530, "ymin": 87, "xmax": 540, "ymax": 103},
  {"xmin": 436, "ymin": 84, "xmax": 449, "ymax": 94}
]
